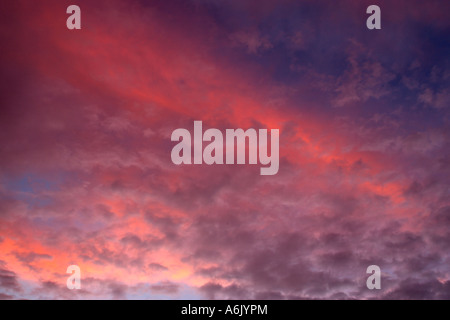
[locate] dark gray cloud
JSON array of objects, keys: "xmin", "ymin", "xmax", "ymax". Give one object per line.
[
  {"xmin": 150, "ymin": 281, "xmax": 180, "ymax": 295},
  {"xmin": 148, "ymin": 263, "xmax": 169, "ymax": 271},
  {"xmin": 0, "ymin": 267, "xmax": 21, "ymax": 293}
]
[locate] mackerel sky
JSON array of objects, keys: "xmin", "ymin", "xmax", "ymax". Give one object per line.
[{"xmin": 0, "ymin": 0, "xmax": 449, "ymax": 299}]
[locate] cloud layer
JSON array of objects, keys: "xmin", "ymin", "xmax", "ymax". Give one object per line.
[{"xmin": 0, "ymin": 0, "xmax": 449, "ymax": 299}]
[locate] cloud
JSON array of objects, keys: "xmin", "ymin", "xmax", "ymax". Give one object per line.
[
  {"xmin": 0, "ymin": 293, "xmax": 15, "ymax": 300},
  {"xmin": 230, "ymin": 30, "xmax": 273, "ymax": 54},
  {"xmin": 383, "ymin": 279, "xmax": 450, "ymax": 300},
  {"xmin": 148, "ymin": 263, "xmax": 169, "ymax": 272},
  {"xmin": 0, "ymin": 264, "xmax": 22, "ymax": 293},
  {"xmin": 108, "ymin": 282, "xmax": 128, "ymax": 300},
  {"xmin": 0, "ymin": 0, "xmax": 449, "ymax": 300},
  {"xmin": 331, "ymin": 40, "xmax": 397, "ymax": 108},
  {"xmin": 14, "ymin": 252, "xmax": 53, "ymax": 264},
  {"xmin": 150, "ymin": 281, "xmax": 180, "ymax": 295}
]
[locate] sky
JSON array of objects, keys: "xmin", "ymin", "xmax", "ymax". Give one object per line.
[{"xmin": 0, "ymin": 0, "xmax": 449, "ymax": 300}]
